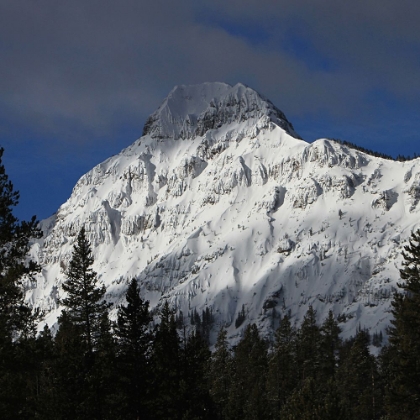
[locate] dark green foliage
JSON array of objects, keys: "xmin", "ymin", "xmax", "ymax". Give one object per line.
[
  {"xmin": 295, "ymin": 306, "xmax": 322, "ymax": 382},
  {"xmin": 114, "ymin": 278, "xmax": 152, "ymax": 419},
  {"xmin": 61, "ymin": 227, "xmax": 110, "ymax": 355},
  {"xmin": 53, "ymin": 310, "xmax": 89, "ymax": 419},
  {"xmin": 275, "ymin": 309, "xmax": 345, "ymax": 419},
  {"xmin": 189, "ymin": 307, "xmax": 214, "ymax": 342},
  {"xmin": 32, "ymin": 325, "xmax": 57, "ymax": 420},
  {"xmin": 280, "ymin": 377, "xmax": 325, "ymax": 420},
  {"xmin": 209, "ymin": 328, "xmax": 232, "ymax": 419},
  {"xmin": 266, "ymin": 314, "xmax": 297, "ymax": 418},
  {"xmin": 0, "ymin": 148, "xmax": 42, "ymax": 419},
  {"xmin": 337, "ymin": 330, "xmax": 382, "ymax": 419},
  {"xmin": 115, "ymin": 279, "xmax": 151, "ymax": 359},
  {"xmin": 176, "ymin": 309, "xmax": 184, "ymax": 328},
  {"xmin": 39, "ymin": 302, "xmax": 391, "ymax": 420},
  {"xmin": 234, "ymin": 304, "xmax": 246, "ymax": 328},
  {"xmin": 49, "ymin": 310, "xmax": 119, "ymax": 420},
  {"xmin": 0, "ymin": 147, "xmax": 42, "ymax": 340},
  {"xmin": 227, "ymin": 323, "xmax": 268, "ymax": 420},
  {"xmin": 384, "ymin": 229, "xmax": 420, "ymax": 418},
  {"xmin": 371, "ymin": 331, "xmax": 383, "ymax": 347},
  {"xmin": 180, "ymin": 330, "xmax": 214, "ymax": 419},
  {"xmin": 87, "ymin": 311, "xmax": 119, "ymax": 419},
  {"xmin": 53, "ymin": 229, "xmax": 117, "ymax": 419},
  {"xmin": 200, "ymin": 307, "xmax": 214, "ymax": 342},
  {"xmin": 150, "ymin": 301, "xmax": 182, "ymax": 420},
  {"xmin": 379, "ymin": 344, "xmax": 398, "ymax": 417},
  {"xmin": 190, "ymin": 307, "xmax": 201, "ymax": 326},
  {"xmin": 280, "ymin": 375, "xmax": 345, "ymax": 420},
  {"xmin": 319, "ymin": 310, "xmax": 341, "ymax": 381},
  {"xmin": 0, "ymin": 335, "xmax": 41, "ymax": 419}
]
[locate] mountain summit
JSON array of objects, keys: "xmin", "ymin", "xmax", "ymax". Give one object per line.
[
  {"xmin": 28, "ymin": 82, "xmax": 420, "ymax": 344},
  {"xmin": 142, "ymin": 82, "xmax": 299, "ymax": 140}
]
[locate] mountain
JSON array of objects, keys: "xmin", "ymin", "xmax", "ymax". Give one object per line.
[{"xmin": 26, "ymin": 82, "xmax": 420, "ymax": 344}]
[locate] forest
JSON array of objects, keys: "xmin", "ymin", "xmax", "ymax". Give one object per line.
[{"xmin": 1, "ymin": 146, "xmax": 420, "ymax": 420}]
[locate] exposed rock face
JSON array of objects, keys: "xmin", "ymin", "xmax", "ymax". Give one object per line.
[
  {"xmin": 27, "ymin": 82, "xmax": 420, "ymax": 345},
  {"xmin": 142, "ymin": 82, "xmax": 299, "ymax": 140}
]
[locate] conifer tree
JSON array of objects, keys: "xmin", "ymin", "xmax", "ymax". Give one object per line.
[
  {"xmin": 379, "ymin": 344, "xmax": 398, "ymax": 417},
  {"xmin": 337, "ymin": 330, "xmax": 382, "ymax": 419},
  {"xmin": 209, "ymin": 328, "xmax": 232, "ymax": 419},
  {"xmin": 266, "ymin": 314, "xmax": 298, "ymax": 418},
  {"xmin": 114, "ymin": 278, "xmax": 152, "ymax": 419},
  {"xmin": 180, "ymin": 330, "xmax": 213, "ymax": 419},
  {"xmin": 316, "ymin": 311, "xmax": 344, "ymax": 419},
  {"xmin": 0, "ymin": 147, "xmax": 41, "ymax": 340},
  {"xmin": 57, "ymin": 228, "xmax": 114, "ymax": 417},
  {"xmin": 0, "ymin": 148, "xmax": 42, "ymax": 419},
  {"xmin": 34, "ymin": 325, "xmax": 58, "ymax": 420},
  {"xmin": 86, "ymin": 310, "xmax": 119, "ymax": 419},
  {"xmin": 319, "ymin": 310, "xmax": 341, "ymax": 382},
  {"xmin": 150, "ymin": 301, "xmax": 182, "ymax": 420},
  {"xmin": 227, "ymin": 323, "xmax": 268, "ymax": 420},
  {"xmin": 280, "ymin": 375, "xmax": 345, "ymax": 420},
  {"xmin": 385, "ymin": 228, "xmax": 420, "ymax": 418},
  {"xmin": 296, "ymin": 306, "xmax": 322, "ymax": 382},
  {"xmin": 280, "ymin": 377, "xmax": 323, "ymax": 420},
  {"xmin": 115, "ymin": 279, "xmax": 151, "ymax": 360},
  {"xmin": 61, "ymin": 227, "xmax": 109, "ymax": 356},
  {"xmin": 55, "ymin": 296, "xmax": 115, "ymax": 419},
  {"xmin": 53, "ymin": 311, "xmax": 88, "ymax": 419}
]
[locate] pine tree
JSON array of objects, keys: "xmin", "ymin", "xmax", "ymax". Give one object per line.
[
  {"xmin": 266, "ymin": 314, "xmax": 298, "ymax": 418},
  {"xmin": 319, "ymin": 310, "xmax": 341, "ymax": 382},
  {"xmin": 54, "ymin": 309, "xmax": 117, "ymax": 420},
  {"xmin": 86, "ymin": 310, "xmax": 119, "ymax": 419},
  {"xmin": 150, "ymin": 301, "xmax": 182, "ymax": 420},
  {"xmin": 0, "ymin": 147, "xmax": 41, "ymax": 341},
  {"xmin": 278, "ymin": 311, "xmax": 346, "ymax": 420},
  {"xmin": 61, "ymin": 227, "xmax": 110, "ymax": 357},
  {"xmin": 114, "ymin": 278, "xmax": 152, "ymax": 419},
  {"xmin": 280, "ymin": 377, "xmax": 323, "ymax": 420},
  {"xmin": 209, "ymin": 328, "xmax": 232, "ymax": 419},
  {"xmin": 337, "ymin": 330, "xmax": 382, "ymax": 420},
  {"xmin": 34, "ymin": 325, "xmax": 58, "ymax": 419},
  {"xmin": 57, "ymin": 228, "xmax": 112, "ymax": 418},
  {"xmin": 296, "ymin": 306, "xmax": 322, "ymax": 383},
  {"xmin": 385, "ymin": 228, "xmax": 420, "ymax": 418},
  {"xmin": 180, "ymin": 330, "xmax": 213, "ymax": 419},
  {"xmin": 53, "ymin": 311, "xmax": 88, "ymax": 419},
  {"xmin": 0, "ymin": 147, "xmax": 42, "ymax": 419},
  {"xmin": 316, "ymin": 311, "xmax": 344, "ymax": 419},
  {"xmin": 227, "ymin": 323, "xmax": 268, "ymax": 420}
]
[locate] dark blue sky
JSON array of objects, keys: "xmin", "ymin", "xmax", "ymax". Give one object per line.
[{"xmin": 1, "ymin": 0, "xmax": 420, "ymax": 221}]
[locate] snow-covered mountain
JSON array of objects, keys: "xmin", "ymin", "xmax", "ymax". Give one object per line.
[{"xmin": 27, "ymin": 82, "xmax": 420, "ymax": 344}]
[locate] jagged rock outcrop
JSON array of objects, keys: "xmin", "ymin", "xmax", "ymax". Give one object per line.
[{"xmin": 142, "ymin": 82, "xmax": 299, "ymax": 140}]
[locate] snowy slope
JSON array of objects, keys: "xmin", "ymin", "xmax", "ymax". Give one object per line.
[{"xmin": 26, "ymin": 82, "xmax": 420, "ymax": 344}]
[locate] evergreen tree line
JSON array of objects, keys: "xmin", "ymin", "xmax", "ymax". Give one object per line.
[
  {"xmin": 5, "ymin": 230, "xmax": 420, "ymax": 420},
  {"xmin": 329, "ymin": 138, "xmax": 419, "ymax": 162},
  {"xmin": 6, "ymin": 282, "xmax": 418, "ymax": 420},
  {"xmin": 2, "ymin": 146, "xmax": 420, "ymax": 419}
]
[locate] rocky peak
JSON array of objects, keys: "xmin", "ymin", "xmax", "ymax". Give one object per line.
[
  {"xmin": 27, "ymin": 82, "xmax": 420, "ymax": 348},
  {"xmin": 142, "ymin": 82, "xmax": 299, "ymax": 140}
]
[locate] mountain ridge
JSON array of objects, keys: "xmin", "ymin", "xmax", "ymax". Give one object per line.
[{"xmin": 27, "ymin": 82, "xmax": 420, "ymax": 346}]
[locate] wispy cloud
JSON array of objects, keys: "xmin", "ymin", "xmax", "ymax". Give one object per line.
[
  {"xmin": 2, "ymin": 0, "xmax": 420, "ymax": 145},
  {"xmin": 1, "ymin": 0, "xmax": 420, "ymax": 219}
]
